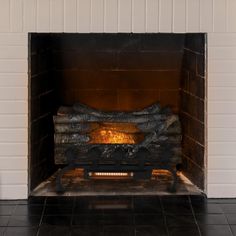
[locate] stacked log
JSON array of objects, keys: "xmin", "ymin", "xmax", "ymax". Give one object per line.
[{"xmin": 53, "ymin": 103, "xmax": 182, "ymax": 165}]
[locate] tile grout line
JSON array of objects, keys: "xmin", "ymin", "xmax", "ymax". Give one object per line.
[
  {"xmin": 3, "ymin": 203, "xmax": 18, "ymax": 235},
  {"xmin": 36, "ymin": 197, "xmax": 47, "ymax": 236},
  {"xmin": 159, "ymin": 196, "xmax": 170, "ymax": 236},
  {"xmin": 188, "ymin": 195, "xmax": 202, "ymax": 236}
]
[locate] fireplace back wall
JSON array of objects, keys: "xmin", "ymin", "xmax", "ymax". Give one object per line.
[{"xmin": 52, "ymin": 33, "xmax": 185, "ymax": 112}]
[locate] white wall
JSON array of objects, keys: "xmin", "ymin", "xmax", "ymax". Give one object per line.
[{"xmin": 0, "ymin": 0, "xmax": 236, "ymax": 198}]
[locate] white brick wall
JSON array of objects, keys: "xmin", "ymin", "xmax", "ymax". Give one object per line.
[{"xmin": 0, "ymin": 0, "xmax": 236, "ymax": 198}]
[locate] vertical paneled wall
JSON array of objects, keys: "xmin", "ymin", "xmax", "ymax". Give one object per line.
[{"xmin": 0, "ymin": 0, "xmax": 236, "ymax": 198}]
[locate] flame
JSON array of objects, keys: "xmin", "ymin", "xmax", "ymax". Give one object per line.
[{"xmin": 89, "ymin": 122, "xmax": 144, "ymax": 144}]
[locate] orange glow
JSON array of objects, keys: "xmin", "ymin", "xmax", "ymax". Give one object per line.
[
  {"xmin": 89, "ymin": 122, "xmax": 144, "ymax": 144},
  {"xmin": 89, "ymin": 172, "xmax": 133, "ymax": 179}
]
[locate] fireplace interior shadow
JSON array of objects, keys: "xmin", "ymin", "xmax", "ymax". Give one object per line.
[{"xmin": 29, "ymin": 33, "xmax": 206, "ymax": 195}]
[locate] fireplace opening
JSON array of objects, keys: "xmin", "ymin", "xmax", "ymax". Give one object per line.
[{"xmin": 29, "ymin": 33, "xmax": 206, "ymax": 195}]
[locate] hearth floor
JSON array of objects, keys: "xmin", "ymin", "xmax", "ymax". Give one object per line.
[
  {"xmin": 1, "ymin": 195, "xmax": 236, "ymax": 236},
  {"xmin": 31, "ymin": 170, "xmax": 202, "ymax": 196}
]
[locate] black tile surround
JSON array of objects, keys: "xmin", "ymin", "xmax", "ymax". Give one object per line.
[{"xmin": 1, "ymin": 196, "xmax": 236, "ymax": 236}]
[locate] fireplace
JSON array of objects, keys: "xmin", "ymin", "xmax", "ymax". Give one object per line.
[{"xmin": 29, "ymin": 33, "xmax": 206, "ymax": 194}]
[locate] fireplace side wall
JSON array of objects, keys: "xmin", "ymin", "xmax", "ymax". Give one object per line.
[
  {"xmin": 0, "ymin": 0, "xmax": 236, "ymax": 198},
  {"xmin": 180, "ymin": 34, "xmax": 206, "ymax": 190},
  {"xmin": 29, "ymin": 34, "xmax": 57, "ymax": 190}
]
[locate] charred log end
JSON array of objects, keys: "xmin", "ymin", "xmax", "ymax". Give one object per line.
[{"xmin": 65, "ymin": 147, "xmax": 78, "ymax": 164}]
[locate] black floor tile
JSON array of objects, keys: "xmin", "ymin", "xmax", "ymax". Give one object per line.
[
  {"xmin": 4, "ymin": 227, "xmax": 38, "ymax": 236},
  {"xmin": 72, "ymin": 214, "xmax": 103, "ymax": 225},
  {"xmin": 133, "ymin": 196, "xmax": 162, "ymax": 213},
  {"xmin": 72, "ymin": 214, "xmax": 104, "ymax": 226},
  {"xmin": 199, "ymin": 225, "xmax": 233, "ymax": 236},
  {"xmin": 0, "ymin": 205, "xmax": 15, "ymax": 215},
  {"xmin": 231, "ymin": 225, "xmax": 236, "ymax": 236},
  {"xmin": 135, "ymin": 225, "xmax": 168, "ymax": 236},
  {"xmin": 13, "ymin": 205, "xmax": 43, "ymax": 215},
  {"xmin": 44, "ymin": 206, "xmax": 73, "ymax": 215},
  {"xmin": 0, "ymin": 227, "xmax": 6, "ymax": 235},
  {"xmin": 226, "ymin": 214, "xmax": 236, "ymax": 224},
  {"xmin": 1, "ymin": 196, "xmax": 236, "ymax": 236},
  {"xmin": 161, "ymin": 195, "xmax": 190, "ymax": 204},
  {"xmin": 161, "ymin": 196, "xmax": 193, "ymax": 215},
  {"xmin": 190, "ymin": 195, "xmax": 207, "ymax": 203},
  {"xmin": 0, "ymin": 200, "xmax": 18, "ymax": 205},
  {"xmin": 102, "ymin": 213, "xmax": 134, "ymax": 225},
  {"xmin": 27, "ymin": 197, "xmax": 46, "ymax": 205},
  {"xmin": 165, "ymin": 214, "xmax": 196, "ymax": 227},
  {"xmin": 195, "ymin": 214, "xmax": 228, "ymax": 225},
  {"xmin": 221, "ymin": 204, "xmax": 236, "ymax": 214},
  {"xmin": 74, "ymin": 198, "xmax": 103, "ymax": 214},
  {"xmin": 0, "ymin": 216, "xmax": 10, "ymax": 226},
  {"xmin": 38, "ymin": 225, "xmax": 71, "ymax": 236},
  {"xmin": 208, "ymin": 199, "xmax": 236, "ymax": 204},
  {"xmin": 103, "ymin": 226, "xmax": 135, "ymax": 236},
  {"xmin": 192, "ymin": 203, "xmax": 223, "ymax": 214},
  {"xmin": 96, "ymin": 196, "xmax": 133, "ymax": 214},
  {"xmin": 8, "ymin": 215, "xmax": 41, "ymax": 227},
  {"xmin": 71, "ymin": 226, "xmax": 104, "ymax": 236},
  {"xmin": 168, "ymin": 226, "xmax": 200, "ymax": 236},
  {"xmin": 46, "ymin": 196, "xmax": 75, "ymax": 206},
  {"xmin": 42, "ymin": 215, "xmax": 72, "ymax": 226},
  {"xmin": 134, "ymin": 214, "xmax": 165, "ymax": 226}
]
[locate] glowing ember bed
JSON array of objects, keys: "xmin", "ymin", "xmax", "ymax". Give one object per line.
[{"xmin": 53, "ymin": 103, "xmax": 182, "ymax": 192}]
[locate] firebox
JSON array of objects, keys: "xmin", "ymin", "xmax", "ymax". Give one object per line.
[{"xmin": 29, "ymin": 33, "xmax": 206, "ymax": 195}]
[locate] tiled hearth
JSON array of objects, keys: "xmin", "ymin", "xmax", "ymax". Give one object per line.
[
  {"xmin": 1, "ymin": 0, "xmax": 236, "ymax": 199},
  {"xmin": 1, "ymin": 196, "xmax": 236, "ymax": 236}
]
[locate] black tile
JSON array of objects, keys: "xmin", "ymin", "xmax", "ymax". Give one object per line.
[
  {"xmin": 0, "ymin": 227, "xmax": 6, "ymax": 235},
  {"xmin": 0, "ymin": 200, "xmax": 18, "ymax": 205},
  {"xmin": 95, "ymin": 196, "xmax": 133, "ymax": 214},
  {"xmin": 133, "ymin": 196, "xmax": 162, "ymax": 213},
  {"xmin": 44, "ymin": 206, "xmax": 73, "ymax": 215},
  {"xmin": 195, "ymin": 214, "xmax": 228, "ymax": 225},
  {"xmin": 134, "ymin": 214, "xmax": 165, "ymax": 226},
  {"xmin": 0, "ymin": 205, "xmax": 15, "ymax": 215},
  {"xmin": 38, "ymin": 226, "xmax": 71, "ymax": 236},
  {"xmin": 0, "ymin": 216, "xmax": 10, "ymax": 226},
  {"xmin": 74, "ymin": 196, "xmax": 105, "ymax": 214},
  {"xmin": 72, "ymin": 214, "xmax": 104, "ymax": 225},
  {"xmin": 42, "ymin": 215, "xmax": 72, "ymax": 226},
  {"xmin": 102, "ymin": 213, "xmax": 134, "ymax": 225},
  {"xmin": 161, "ymin": 195, "xmax": 190, "ymax": 204},
  {"xmin": 166, "ymin": 214, "xmax": 196, "ymax": 227},
  {"xmin": 4, "ymin": 227, "xmax": 38, "ymax": 236},
  {"xmin": 199, "ymin": 225, "xmax": 233, "ymax": 236},
  {"xmin": 161, "ymin": 197, "xmax": 193, "ymax": 215},
  {"xmin": 103, "ymin": 226, "xmax": 135, "ymax": 236},
  {"xmin": 13, "ymin": 205, "xmax": 43, "ymax": 216},
  {"xmin": 226, "ymin": 214, "xmax": 236, "ymax": 224},
  {"xmin": 221, "ymin": 204, "xmax": 236, "ymax": 214},
  {"xmin": 71, "ymin": 226, "xmax": 104, "ymax": 236},
  {"xmin": 168, "ymin": 226, "xmax": 200, "ymax": 236},
  {"xmin": 8, "ymin": 215, "xmax": 41, "ymax": 227},
  {"xmin": 231, "ymin": 225, "xmax": 236, "ymax": 236},
  {"xmin": 46, "ymin": 196, "xmax": 75, "ymax": 206},
  {"xmin": 135, "ymin": 225, "xmax": 168, "ymax": 236},
  {"xmin": 208, "ymin": 199, "xmax": 236, "ymax": 204}
]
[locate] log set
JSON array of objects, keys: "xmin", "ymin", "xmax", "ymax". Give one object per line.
[{"xmin": 53, "ymin": 103, "xmax": 182, "ymax": 192}]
